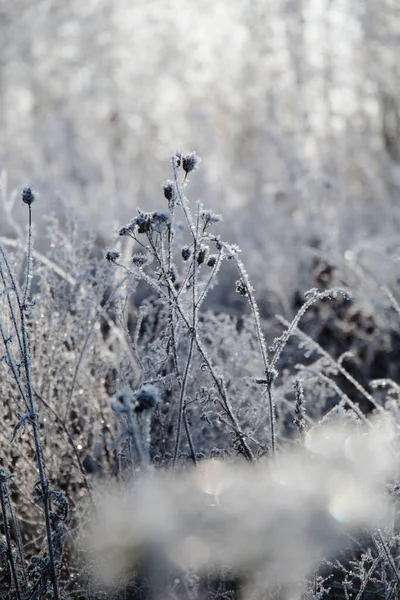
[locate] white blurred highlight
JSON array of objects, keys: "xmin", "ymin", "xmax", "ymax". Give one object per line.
[{"xmin": 87, "ymin": 417, "xmax": 397, "ymax": 593}]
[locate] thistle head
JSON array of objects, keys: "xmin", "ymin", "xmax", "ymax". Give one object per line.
[
  {"xmin": 22, "ymin": 187, "xmax": 37, "ymax": 206},
  {"xmin": 182, "ymin": 151, "xmax": 201, "ymax": 176}
]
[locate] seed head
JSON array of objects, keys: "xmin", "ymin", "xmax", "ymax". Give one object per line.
[
  {"xmin": 201, "ymin": 210, "xmax": 221, "ymax": 226},
  {"xmin": 105, "ymin": 250, "xmax": 120, "ymax": 264},
  {"xmin": 182, "ymin": 151, "xmax": 201, "ymax": 175},
  {"xmin": 132, "ymin": 253, "xmax": 150, "ymax": 267},
  {"xmin": 118, "ymin": 222, "xmax": 135, "ymax": 236},
  {"xmin": 162, "ymin": 180, "xmax": 176, "ymax": 202},
  {"xmin": 207, "ymin": 255, "xmax": 217, "ymax": 268},
  {"xmin": 134, "ymin": 212, "xmax": 152, "ymax": 234},
  {"xmin": 22, "ymin": 187, "xmax": 36, "ymax": 206},
  {"xmin": 151, "ymin": 211, "xmax": 171, "ymax": 232}
]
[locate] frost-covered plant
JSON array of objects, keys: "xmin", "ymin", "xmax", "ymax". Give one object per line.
[
  {"xmin": 0, "ymin": 191, "xmax": 118, "ymax": 598},
  {"xmin": 2, "ymin": 151, "xmax": 400, "ymax": 600},
  {"xmin": 108, "ymin": 152, "xmax": 285, "ymax": 462},
  {"xmin": 0, "ymin": 189, "xmax": 63, "ymax": 598}
]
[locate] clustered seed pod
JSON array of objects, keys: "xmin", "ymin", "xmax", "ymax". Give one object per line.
[
  {"xmin": 132, "ymin": 253, "xmax": 150, "ymax": 267},
  {"xmin": 135, "ymin": 213, "xmax": 152, "ymax": 234},
  {"xmin": 151, "ymin": 211, "xmax": 171, "ymax": 232},
  {"xmin": 105, "ymin": 250, "xmax": 120, "ymax": 263},
  {"xmin": 236, "ymin": 279, "xmax": 248, "ymax": 296},
  {"xmin": 22, "ymin": 187, "xmax": 36, "ymax": 206},
  {"xmin": 119, "ymin": 211, "xmax": 171, "ymax": 237},
  {"xmin": 182, "ymin": 246, "xmax": 191, "ymax": 261},
  {"xmin": 207, "ymin": 255, "xmax": 217, "ymax": 268},
  {"xmin": 201, "ymin": 210, "xmax": 222, "ymax": 226},
  {"xmin": 118, "ymin": 222, "xmax": 135, "ymax": 236},
  {"xmin": 182, "ymin": 151, "xmax": 201, "ymax": 175}
]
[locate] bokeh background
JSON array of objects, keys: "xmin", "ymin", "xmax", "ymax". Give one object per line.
[{"xmin": 1, "ymin": 0, "xmax": 400, "ymax": 311}]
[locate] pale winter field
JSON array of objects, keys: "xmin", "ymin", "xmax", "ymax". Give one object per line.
[{"xmin": 1, "ymin": 2, "xmax": 400, "ymax": 598}]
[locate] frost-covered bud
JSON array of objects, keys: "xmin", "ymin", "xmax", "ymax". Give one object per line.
[
  {"xmin": 134, "ymin": 386, "xmax": 160, "ymax": 413},
  {"xmin": 207, "ymin": 255, "xmax": 217, "ymax": 268},
  {"xmin": 22, "ymin": 187, "xmax": 36, "ymax": 205},
  {"xmin": 151, "ymin": 211, "xmax": 170, "ymax": 232},
  {"xmin": 201, "ymin": 210, "xmax": 222, "ymax": 226},
  {"xmin": 105, "ymin": 250, "xmax": 120, "ymax": 263},
  {"xmin": 162, "ymin": 180, "xmax": 175, "ymax": 201},
  {"xmin": 134, "ymin": 212, "xmax": 152, "ymax": 234},
  {"xmin": 182, "ymin": 246, "xmax": 191, "ymax": 261},
  {"xmin": 236, "ymin": 279, "xmax": 248, "ymax": 296},
  {"xmin": 118, "ymin": 222, "xmax": 134, "ymax": 236},
  {"xmin": 132, "ymin": 253, "xmax": 150, "ymax": 267},
  {"xmin": 182, "ymin": 151, "xmax": 200, "ymax": 175},
  {"xmin": 197, "ymin": 247, "xmax": 207, "ymax": 265}
]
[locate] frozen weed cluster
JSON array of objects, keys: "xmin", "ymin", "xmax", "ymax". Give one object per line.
[{"xmin": 0, "ymin": 153, "xmax": 400, "ymax": 599}]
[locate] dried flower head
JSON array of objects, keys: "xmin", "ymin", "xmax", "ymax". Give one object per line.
[
  {"xmin": 105, "ymin": 250, "xmax": 120, "ymax": 264},
  {"xmin": 207, "ymin": 255, "xmax": 217, "ymax": 268},
  {"xmin": 182, "ymin": 151, "xmax": 201, "ymax": 175},
  {"xmin": 162, "ymin": 180, "xmax": 176, "ymax": 202},
  {"xmin": 134, "ymin": 212, "xmax": 152, "ymax": 234},
  {"xmin": 151, "ymin": 211, "xmax": 171, "ymax": 232},
  {"xmin": 22, "ymin": 187, "xmax": 36, "ymax": 205},
  {"xmin": 118, "ymin": 221, "xmax": 135, "ymax": 237},
  {"xmin": 131, "ymin": 253, "xmax": 150, "ymax": 268},
  {"xmin": 119, "ymin": 211, "xmax": 155, "ymax": 237},
  {"xmin": 201, "ymin": 210, "xmax": 222, "ymax": 226}
]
